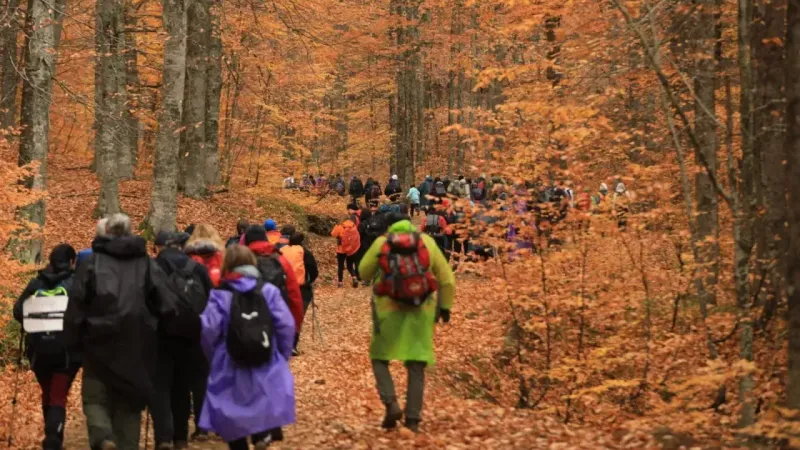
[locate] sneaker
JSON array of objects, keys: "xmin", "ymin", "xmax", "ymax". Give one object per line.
[
  {"xmin": 381, "ymin": 401, "xmax": 403, "ymax": 429},
  {"xmin": 100, "ymin": 441, "xmax": 118, "ymax": 450},
  {"xmin": 253, "ymin": 434, "xmax": 273, "ymax": 450},
  {"xmin": 191, "ymin": 430, "xmax": 209, "ymax": 442},
  {"xmin": 404, "ymin": 419, "xmax": 420, "ymax": 433},
  {"xmin": 173, "ymin": 441, "xmax": 189, "ymax": 450}
]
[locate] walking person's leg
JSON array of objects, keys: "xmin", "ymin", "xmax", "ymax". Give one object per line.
[
  {"xmin": 151, "ymin": 350, "xmax": 175, "ymax": 448},
  {"xmin": 346, "ymin": 253, "xmax": 360, "ymax": 285},
  {"xmin": 404, "ymin": 361, "xmax": 427, "ymax": 432},
  {"xmin": 190, "ymin": 346, "xmax": 209, "ymax": 440},
  {"xmin": 371, "ymin": 360, "xmax": 402, "ymax": 428},
  {"xmin": 336, "ymin": 253, "xmax": 346, "ymax": 285},
  {"xmin": 82, "ymin": 363, "xmax": 115, "ymax": 449},
  {"xmin": 110, "ymin": 391, "xmax": 142, "ymax": 450},
  {"xmin": 171, "ymin": 354, "xmax": 192, "ymax": 446}
]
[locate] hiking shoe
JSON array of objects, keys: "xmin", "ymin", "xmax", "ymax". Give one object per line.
[
  {"xmin": 381, "ymin": 401, "xmax": 403, "ymax": 429},
  {"xmin": 190, "ymin": 430, "xmax": 209, "ymax": 441},
  {"xmin": 253, "ymin": 434, "xmax": 273, "ymax": 450},
  {"xmin": 352, "ymin": 277, "xmax": 359, "ymax": 288},
  {"xmin": 362, "ymin": 280, "xmax": 370, "ymax": 287},
  {"xmin": 337, "ymin": 282, "xmax": 343, "ymax": 288},
  {"xmin": 173, "ymin": 441, "xmax": 189, "ymax": 450},
  {"xmin": 292, "ymin": 347, "xmax": 301, "ymax": 357},
  {"xmin": 270, "ymin": 428, "xmax": 284, "ymax": 441},
  {"xmin": 405, "ymin": 419, "xmax": 421, "ymax": 433},
  {"xmin": 100, "ymin": 441, "xmax": 118, "ymax": 450}
]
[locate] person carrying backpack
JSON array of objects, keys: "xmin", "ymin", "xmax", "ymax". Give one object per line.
[
  {"xmin": 282, "ymin": 233, "xmax": 319, "ymax": 352},
  {"xmin": 366, "ymin": 181, "xmax": 382, "ymax": 207},
  {"xmin": 264, "ymin": 219, "xmax": 281, "ymax": 245},
  {"xmin": 226, "ymin": 219, "xmax": 249, "ymax": 248},
  {"xmin": 407, "ymin": 185, "xmax": 421, "ymax": 216},
  {"xmin": 200, "ymin": 245, "xmax": 296, "ymax": 450},
  {"xmin": 349, "ymin": 176, "xmax": 364, "ymax": 203},
  {"xmin": 421, "ymin": 210, "xmax": 448, "ymax": 253},
  {"xmin": 384, "ymin": 174, "xmax": 402, "ymax": 201},
  {"xmin": 185, "ymin": 224, "xmax": 225, "ymax": 287},
  {"xmin": 65, "ymin": 214, "xmax": 179, "ymax": 450},
  {"xmin": 358, "ymin": 215, "xmax": 455, "ymax": 433},
  {"xmin": 433, "ymin": 180, "xmax": 447, "ymax": 200},
  {"xmin": 13, "ymin": 244, "xmax": 81, "ymax": 450},
  {"xmin": 152, "ymin": 231, "xmax": 214, "ymax": 448},
  {"xmin": 347, "ymin": 203, "xmax": 362, "ymax": 228},
  {"xmin": 243, "ymin": 226, "xmax": 305, "ymax": 341},
  {"xmin": 331, "ymin": 218, "xmax": 361, "ymax": 288}
]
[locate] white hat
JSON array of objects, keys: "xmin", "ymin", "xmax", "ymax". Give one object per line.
[
  {"xmin": 391, "ymin": 174, "xmax": 398, "ymax": 180},
  {"xmin": 615, "ymin": 182, "xmax": 626, "ymax": 194}
]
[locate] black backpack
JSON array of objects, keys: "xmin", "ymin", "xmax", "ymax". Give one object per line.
[
  {"xmin": 23, "ymin": 278, "xmax": 73, "ymax": 368},
  {"xmin": 224, "ymin": 282, "xmax": 275, "ymax": 367},
  {"xmin": 164, "ymin": 258, "xmax": 207, "ymax": 339},
  {"xmin": 350, "ymin": 179, "xmax": 364, "ymax": 196},
  {"xmin": 365, "ymin": 214, "xmax": 387, "ymax": 239},
  {"xmin": 256, "ymin": 255, "xmax": 291, "ymax": 309},
  {"xmin": 369, "ymin": 184, "xmax": 381, "ymax": 199}
]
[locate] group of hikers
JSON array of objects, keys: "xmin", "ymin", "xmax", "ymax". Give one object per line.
[{"xmin": 13, "ymin": 206, "xmax": 455, "ymax": 450}]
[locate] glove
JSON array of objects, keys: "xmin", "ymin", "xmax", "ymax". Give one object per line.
[{"xmin": 438, "ymin": 309, "xmax": 451, "ymax": 324}]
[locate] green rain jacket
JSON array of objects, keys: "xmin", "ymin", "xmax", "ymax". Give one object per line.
[{"xmin": 358, "ymin": 220, "xmax": 455, "ymax": 364}]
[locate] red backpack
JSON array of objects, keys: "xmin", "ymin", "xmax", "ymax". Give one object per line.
[{"xmin": 374, "ymin": 233, "xmax": 438, "ymax": 307}]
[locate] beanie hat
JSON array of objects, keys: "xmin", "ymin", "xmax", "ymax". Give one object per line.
[
  {"xmin": 154, "ymin": 231, "xmax": 173, "ymax": 246},
  {"xmin": 245, "ymin": 225, "xmax": 267, "ymax": 245},
  {"xmin": 264, "ymin": 219, "xmax": 277, "ymax": 231},
  {"xmin": 391, "ymin": 174, "xmax": 398, "ymax": 181},
  {"xmin": 50, "ymin": 243, "xmax": 77, "ymax": 272}
]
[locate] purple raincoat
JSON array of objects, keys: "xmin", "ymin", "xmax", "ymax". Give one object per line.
[{"xmin": 199, "ymin": 277, "xmax": 296, "ymax": 442}]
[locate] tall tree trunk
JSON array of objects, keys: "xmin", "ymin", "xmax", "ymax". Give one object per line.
[
  {"xmin": 121, "ymin": 0, "xmax": 139, "ymax": 178},
  {"xmin": 14, "ymin": 0, "xmax": 64, "ymax": 264},
  {"xmin": 203, "ymin": 0, "xmax": 221, "ymax": 186},
  {"xmin": 0, "ymin": 0, "xmax": 20, "ymax": 133},
  {"xmin": 753, "ymin": 0, "xmax": 788, "ymax": 328},
  {"xmin": 146, "ymin": 0, "xmax": 185, "ymax": 235},
  {"xmin": 181, "ymin": 0, "xmax": 209, "ymax": 198},
  {"xmin": 694, "ymin": 0, "xmax": 720, "ymax": 310},
  {"xmin": 94, "ymin": 0, "xmax": 126, "ymax": 216},
  {"xmin": 785, "ymin": 0, "xmax": 800, "ymax": 411}
]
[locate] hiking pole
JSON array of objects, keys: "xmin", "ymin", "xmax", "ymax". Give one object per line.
[
  {"xmin": 7, "ymin": 331, "xmax": 24, "ymax": 448},
  {"xmin": 311, "ymin": 299, "xmax": 324, "ymax": 345}
]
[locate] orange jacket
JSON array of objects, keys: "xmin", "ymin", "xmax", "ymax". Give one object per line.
[{"xmin": 331, "ymin": 220, "xmax": 361, "ymax": 255}]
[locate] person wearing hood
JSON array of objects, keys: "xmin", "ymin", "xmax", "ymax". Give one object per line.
[
  {"xmin": 65, "ymin": 214, "xmax": 179, "ymax": 450},
  {"xmin": 358, "ymin": 216, "xmax": 455, "ymax": 433},
  {"xmin": 226, "ymin": 219, "xmax": 249, "ymax": 248},
  {"xmin": 407, "ymin": 185, "xmax": 421, "ymax": 216},
  {"xmin": 384, "ymin": 174, "xmax": 402, "ymax": 201},
  {"xmin": 14, "ymin": 244, "xmax": 80, "ymax": 450},
  {"xmin": 200, "ymin": 245, "xmax": 296, "ymax": 449},
  {"xmin": 185, "ymin": 224, "xmax": 225, "ymax": 287},
  {"xmin": 612, "ymin": 182, "xmax": 631, "ymax": 229},
  {"xmin": 418, "ymin": 176, "xmax": 433, "ymax": 208},
  {"xmin": 331, "ymin": 218, "xmax": 361, "ymax": 288},
  {"xmin": 152, "ymin": 231, "xmax": 214, "ymax": 448},
  {"xmin": 243, "ymin": 226, "xmax": 305, "ymax": 335}
]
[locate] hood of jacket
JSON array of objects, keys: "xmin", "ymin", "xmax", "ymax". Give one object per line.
[
  {"xmin": 156, "ymin": 247, "xmax": 191, "ymax": 270},
  {"xmin": 248, "ymin": 240, "xmax": 277, "ymax": 257},
  {"xmin": 92, "ymin": 235, "xmax": 148, "ymax": 259},
  {"xmin": 37, "ymin": 265, "xmax": 74, "ymax": 287},
  {"xmin": 341, "ymin": 220, "xmax": 356, "ymax": 230},
  {"xmin": 388, "ymin": 220, "xmax": 417, "ymax": 234},
  {"xmin": 185, "ymin": 239, "xmax": 221, "ymax": 256}
]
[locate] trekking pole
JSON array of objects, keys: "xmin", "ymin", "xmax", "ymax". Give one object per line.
[
  {"xmin": 311, "ymin": 299, "xmax": 324, "ymax": 345},
  {"xmin": 7, "ymin": 330, "xmax": 24, "ymax": 448}
]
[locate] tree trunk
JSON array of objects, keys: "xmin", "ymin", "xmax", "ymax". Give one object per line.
[
  {"xmin": 203, "ymin": 0, "xmax": 221, "ymax": 186},
  {"xmin": 145, "ymin": 0, "xmax": 185, "ymax": 236},
  {"xmin": 180, "ymin": 0, "xmax": 209, "ymax": 198},
  {"xmin": 14, "ymin": 0, "xmax": 64, "ymax": 264},
  {"xmin": 0, "ymin": 0, "xmax": 20, "ymax": 133},
  {"xmin": 94, "ymin": 0, "xmax": 126, "ymax": 216},
  {"xmin": 121, "ymin": 0, "xmax": 139, "ymax": 178},
  {"xmin": 785, "ymin": 0, "xmax": 800, "ymax": 410},
  {"xmin": 753, "ymin": 0, "xmax": 788, "ymax": 328},
  {"xmin": 694, "ymin": 0, "xmax": 720, "ymax": 310}
]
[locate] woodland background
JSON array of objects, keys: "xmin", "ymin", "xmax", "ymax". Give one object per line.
[{"xmin": 0, "ymin": 0, "xmax": 800, "ymax": 447}]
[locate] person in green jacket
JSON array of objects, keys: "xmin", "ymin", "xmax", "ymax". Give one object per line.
[{"xmin": 358, "ymin": 216, "xmax": 456, "ymax": 433}]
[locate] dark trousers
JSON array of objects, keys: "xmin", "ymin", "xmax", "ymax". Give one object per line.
[
  {"xmin": 410, "ymin": 203, "xmax": 420, "ymax": 216},
  {"xmin": 227, "ymin": 429, "xmax": 282, "ymax": 450},
  {"xmin": 372, "ymin": 360, "xmax": 426, "ymax": 421},
  {"xmin": 152, "ymin": 343, "xmax": 208, "ymax": 445},
  {"xmin": 34, "ymin": 363, "xmax": 80, "ymax": 450},
  {"xmin": 336, "ymin": 252, "xmax": 358, "ymax": 282},
  {"xmin": 82, "ymin": 363, "xmax": 142, "ymax": 450}
]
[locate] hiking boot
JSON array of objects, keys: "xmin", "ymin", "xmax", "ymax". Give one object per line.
[
  {"xmin": 381, "ymin": 401, "xmax": 403, "ymax": 429},
  {"xmin": 337, "ymin": 282, "xmax": 343, "ymax": 288},
  {"xmin": 190, "ymin": 430, "xmax": 209, "ymax": 441},
  {"xmin": 352, "ymin": 277, "xmax": 359, "ymax": 288},
  {"xmin": 173, "ymin": 441, "xmax": 189, "ymax": 450},
  {"xmin": 270, "ymin": 428, "xmax": 284, "ymax": 441},
  {"xmin": 253, "ymin": 434, "xmax": 273, "ymax": 450},
  {"xmin": 100, "ymin": 441, "xmax": 118, "ymax": 450},
  {"xmin": 404, "ymin": 419, "xmax": 421, "ymax": 433},
  {"xmin": 292, "ymin": 347, "xmax": 301, "ymax": 357}
]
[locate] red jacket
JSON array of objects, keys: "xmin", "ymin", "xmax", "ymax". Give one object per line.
[{"xmin": 248, "ymin": 240, "xmax": 305, "ymax": 331}]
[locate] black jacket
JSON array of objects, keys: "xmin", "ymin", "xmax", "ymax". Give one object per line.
[
  {"xmin": 385, "ymin": 181, "xmax": 401, "ymax": 197},
  {"xmin": 303, "ymin": 246, "xmax": 319, "ymax": 285},
  {"xmin": 349, "ymin": 178, "xmax": 364, "ymax": 198},
  {"xmin": 155, "ymin": 247, "xmax": 213, "ymax": 295},
  {"xmin": 14, "ymin": 266, "xmax": 82, "ymax": 367},
  {"xmin": 65, "ymin": 235, "xmax": 178, "ymax": 410}
]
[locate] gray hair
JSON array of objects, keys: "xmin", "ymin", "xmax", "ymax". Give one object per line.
[
  {"xmin": 95, "ymin": 218, "xmax": 109, "ymax": 237},
  {"xmin": 105, "ymin": 213, "xmax": 132, "ymax": 237}
]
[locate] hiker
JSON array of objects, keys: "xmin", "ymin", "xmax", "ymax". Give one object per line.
[
  {"xmin": 243, "ymin": 225, "xmax": 305, "ymax": 339},
  {"xmin": 331, "ymin": 218, "xmax": 361, "ymax": 288},
  {"xmin": 200, "ymin": 245, "xmax": 296, "ymax": 450},
  {"xmin": 65, "ymin": 214, "xmax": 178, "ymax": 450},
  {"xmin": 421, "ymin": 208, "xmax": 449, "ymax": 254},
  {"xmin": 591, "ymin": 182, "xmax": 609, "ymax": 208},
  {"xmin": 447, "ymin": 176, "xmax": 468, "ymax": 199},
  {"xmin": 471, "ymin": 176, "xmax": 487, "ymax": 203},
  {"xmin": 347, "ymin": 203, "xmax": 362, "ymax": 227},
  {"xmin": 262, "ymin": 219, "xmax": 281, "ymax": 244},
  {"xmin": 185, "ymin": 224, "xmax": 225, "ymax": 287},
  {"xmin": 280, "ymin": 232, "xmax": 319, "ymax": 353},
  {"xmin": 76, "ymin": 218, "xmax": 109, "ymax": 267},
  {"xmin": 442, "ymin": 176, "xmax": 451, "ymax": 192},
  {"xmin": 152, "ymin": 231, "xmax": 214, "ymax": 448},
  {"xmin": 358, "ymin": 214, "xmax": 455, "ymax": 433},
  {"xmin": 333, "ymin": 174, "xmax": 346, "ymax": 196},
  {"xmin": 432, "ymin": 180, "xmax": 447, "ymax": 203},
  {"xmin": 349, "ymin": 176, "xmax": 364, "ymax": 206},
  {"xmin": 226, "ymin": 219, "xmax": 249, "ymax": 248},
  {"xmin": 407, "ymin": 185, "xmax": 421, "ymax": 216},
  {"xmin": 418, "ymin": 176, "xmax": 433, "ymax": 209},
  {"xmin": 612, "ymin": 182, "xmax": 632, "ymax": 229},
  {"xmin": 282, "ymin": 174, "xmax": 295, "ymax": 189},
  {"xmin": 385, "ymin": 174, "xmax": 402, "ymax": 201},
  {"xmin": 277, "ymin": 225, "xmax": 296, "ymax": 249},
  {"xmin": 365, "ymin": 179, "xmax": 382, "ymax": 207},
  {"xmin": 13, "ymin": 244, "xmax": 81, "ymax": 450}
]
